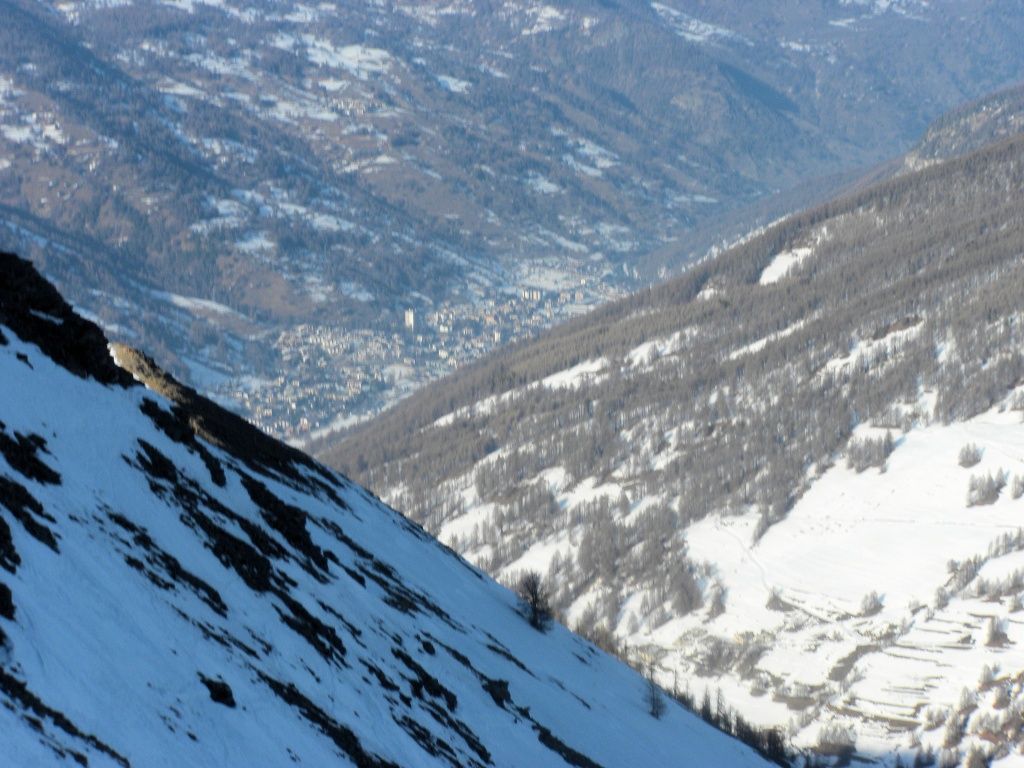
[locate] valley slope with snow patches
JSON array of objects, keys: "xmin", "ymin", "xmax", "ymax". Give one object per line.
[
  {"xmin": 0, "ymin": 252, "xmax": 773, "ymax": 767},
  {"xmin": 324, "ymin": 117, "xmax": 1024, "ymax": 764},
  {"xmin": 5, "ymin": 0, "xmax": 1024, "ymax": 441}
]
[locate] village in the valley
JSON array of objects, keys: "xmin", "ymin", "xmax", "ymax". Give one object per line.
[{"xmin": 230, "ymin": 260, "xmax": 623, "ymax": 441}]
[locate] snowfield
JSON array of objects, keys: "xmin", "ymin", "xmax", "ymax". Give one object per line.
[
  {"xmin": 758, "ymin": 247, "xmax": 813, "ymax": 285},
  {"xmin": 301, "ymin": 38, "xmax": 394, "ymax": 79}
]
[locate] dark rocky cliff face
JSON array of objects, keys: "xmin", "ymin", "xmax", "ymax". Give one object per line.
[{"xmin": 0, "ymin": 251, "xmax": 134, "ymax": 386}]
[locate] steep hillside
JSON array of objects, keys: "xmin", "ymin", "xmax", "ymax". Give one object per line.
[
  {"xmin": 323, "ymin": 128, "xmax": 1024, "ymax": 762},
  {"xmin": 2, "ymin": 0, "xmax": 1024, "ymax": 438},
  {"xmin": 0, "ymin": 252, "xmax": 776, "ymax": 766}
]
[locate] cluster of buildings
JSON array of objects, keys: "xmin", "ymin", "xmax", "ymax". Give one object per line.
[{"xmin": 225, "ymin": 270, "xmax": 622, "ymax": 441}]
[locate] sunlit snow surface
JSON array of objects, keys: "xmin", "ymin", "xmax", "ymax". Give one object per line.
[
  {"xmin": 644, "ymin": 406, "xmax": 1024, "ymax": 760},
  {"xmin": 758, "ymin": 247, "xmax": 813, "ymax": 285},
  {"xmin": 0, "ymin": 297, "xmax": 772, "ymax": 765}
]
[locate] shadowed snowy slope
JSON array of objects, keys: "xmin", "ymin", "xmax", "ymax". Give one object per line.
[{"xmin": 0, "ymin": 252, "xmax": 773, "ymax": 767}]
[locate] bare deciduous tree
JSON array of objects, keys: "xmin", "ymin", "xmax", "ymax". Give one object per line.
[{"xmin": 516, "ymin": 570, "xmax": 552, "ymax": 630}]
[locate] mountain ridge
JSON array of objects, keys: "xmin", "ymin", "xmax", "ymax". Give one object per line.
[{"xmin": 0, "ymin": 250, "xmax": 777, "ymax": 766}]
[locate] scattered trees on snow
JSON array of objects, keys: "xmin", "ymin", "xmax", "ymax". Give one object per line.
[
  {"xmin": 959, "ymin": 443, "xmax": 984, "ymax": 468},
  {"xmin": 816, "ymin": 722, "xmax": 855, "ymax": 759},
  {"xmin": 860, "ymin": 591, "xmax": 884, "ymax": 617},
  {"xmin": 846, "ymin": 431, "xmax": 895, "ymax": 472},
  {"xmin": 984, "ymin": 617, "xmax": 1008, "ymax": 647},
  {"xmin": 967, "ymin": 471, "xmax": 1006, "ymax": 507}
]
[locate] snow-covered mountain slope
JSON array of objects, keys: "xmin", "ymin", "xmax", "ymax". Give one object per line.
[
  {"xmin": 323, "ymin": 124, "xmax": 1024, "ymax": 764},
  {"xmin": 0, "ymin": 252, "xmax": 775, "ymax": 767}
]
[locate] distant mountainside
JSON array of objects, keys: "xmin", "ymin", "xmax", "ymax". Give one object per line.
[
  {"xmin": 2, "ymin": 0, "xmax": 1024, "ymax": 439},
  {"xmin": 322, "ymin": 103, "xmax": 1024, "ymax": 762},
  {"xmin": 904, "ymin": 83, "xmax": 1024, "ymax": 170},
  {"xmin": 0, "ymin": 251, "xmax": 779, "ymax": 766}
]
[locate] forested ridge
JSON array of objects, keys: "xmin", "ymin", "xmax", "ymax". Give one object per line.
[{"xmin": 321, "ymin": 131, "xmax": 1024, "ymax": 634}]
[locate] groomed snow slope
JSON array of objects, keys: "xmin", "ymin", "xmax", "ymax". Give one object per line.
[{"xmin": 0, "ymin": 253, "xmax": 773, "ymax": 767}]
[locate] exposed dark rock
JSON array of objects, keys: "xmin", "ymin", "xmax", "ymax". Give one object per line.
[
  {"xmin": 0, "ymin": 253, "xmax": 134, "ymax": 387},
  {"xmin": 427, "ymin": 636, "xmax": 515, "ymax": 714},
  {"xmin": 533, "ymin": 724, "xmax": 603, "ymax": 768},
  {"xmin": 360, "ymin": 661, "xmax": 401, "ymax": 693},
  {"xmin": 316, "ymin": 599, "xmax": 364, "ymax": 644},
  {"xmin": 432, "ymin": 637, "xmax": 473, "ymax": 671},
  {"xmin": 385, "ymin": 645, "xmax": 494, "ymax": 768},
  {"xmin": 112, "ymin": 344, "xmax": 342, "ymax": 492},
  {"xmin": 547, "ymin": 678, "xmax": 592, "ymax": 711},
  {"xmin": 246, "ymin": 629, "xmax": 274, "ymax": 656},
  {"xmin": 126, "ymin": 444, "xmax": 284, "ymax": 595},
  {"xmin": 240, "ymin": 473, "xmax": 329, "ymax": 576},
  {"xmin": 0, "ymin": 474, "xmax": 58, "ymax": 552},
  {"xmin": 481, "ymin": 678, "xmax": 511, "ymax": 709},
  {"xmin": 172, "ymin": 609, "xmax": 260, "ymax": 660},
  {"xmin": 0, "ymin": 668, "xmax": 130, "ymax": 767},
  {"xmin": 124, "ymin": 555, "xmax": 148, "ymax": 575},
  {"xmin": 107, "ymin": 511, "xmax": 228, "ymax": 617},
  {"xmin": 424, "ymin": 636, "xmax": 594, "ymax": 767},
  {"xmin": 0, "ymin": 580, "xmax": 14, "ymax": 620},
  {"xmin": 185, "ymin": 506, "xmax": 275, "ymax": 593},
  {"xmin": 275, "ymin": 594, "xmax": 347, "ymax": 667},
  {"xmin": 198, "ymin": 675, "xmax": 236, "ymax": 708},
  {"xmin": 0, "ymin": 514, "xmax": 19, "ymax": 573},
  {"xmin": 394, "ymin": 714, "xmax": 480, "ymax": 768},
  {"xmin": 386, "ymin": 645, "xmax": 493, "ymax": 763},
  {"xmin": 341, "ymin": 564, "xmax": 366, "ymax": 586},
  {"xmin": 259, "ymin": 673, "xmax": 401, "ymax": 768},
  {"xmin": 424, "ymin": 701, "xmax": 492, "ymax": 768},
  {"xmin": 0, "ymin": 428, "xmax": 61, "ymax": 485},
  {"xmin": 392, "ymin": 647, "xmax": 457, "ymax": 712},
  {"xmin": 135, "ymin": 440, "xmax": 179, "ymax": 486},
  {"xmin": 485, "ymin": 641, "xmax": 531, "ymax": 675},
  {"xmin": 140, "ymin": 398, "xmax": 225, "ymax": 487},
  {"xmin": 317, "ymin": 518, "xmax": 457, "ymax": 627}
]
